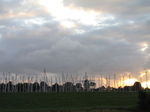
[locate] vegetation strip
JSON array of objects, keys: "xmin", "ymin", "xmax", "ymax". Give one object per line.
[{"xmin": 0, "ymin": 92, "xmax": 138, "ymax": 112}]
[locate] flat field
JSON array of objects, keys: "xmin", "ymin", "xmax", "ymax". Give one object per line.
[{"xmin": 0, "ymin": 92, "xmax": 138, "ymax": 112}]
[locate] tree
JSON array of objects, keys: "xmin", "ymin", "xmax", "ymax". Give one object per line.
[
  {"xmin": 16, "ymin": 83, "xmax": 23, "ymax": 92},
  {"xmin": 137, "ymin": 90, "xmax": 150, "ymax": 111},
  {"xmin": 84, "ymin": 79, "xmax": 90, "ymax": 91},
  {"xmin": 90, "ymin": 82, "xmax": 96, "ymax": 88},
  {"xmin": 52, "ymin": 83, "xmax": 59, "ymax": 92},
  {"xmin": 40, "ymin": 81, "xmax": 48, "ymax": 92},
  {"xmin": 64, "ymin": 82, "xmax": 73, "ymax": 92},
  {"xmin": 6, "ymin": 81, "xmax": 13, "ymax": 92},
  {"xmin": 101, "ymin": 86, "xmax": 105, "ymax": 91},
  {"xmin": 76, "ymin": 83, "xmax": 82, "ymax": 91},
  {"xmin": 33, "ymin": 82, "xmax": 40, "ymax": 92},
  {"xmin": 133, "ymin": 82, "xmax": 142, "ymax": 91},
  {"xmin": 90, "ymin": 82, "xmax": 96, "ymax": 91}
]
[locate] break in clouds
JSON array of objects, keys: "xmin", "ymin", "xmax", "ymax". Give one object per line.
[{"xmin": 0, "ymin": 0, "xmax": 150, "ymax": 79}]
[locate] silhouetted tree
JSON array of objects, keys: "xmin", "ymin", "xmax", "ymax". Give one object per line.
[
  {"xmin": 0, "ymin": 83, "xmax": 5, "ymax": 92},
  {"xmin": 76, "ymin": 83, "xmax": 82, "ymax": 91},
  {"xmin": 23, "ymin": 83, "xmax": 28, "ymax": 92},
  {"xmin": 33, "ymin": 82, "xmax": 40, "ymax": 92},
  {"xmin": 64, "ymin": 82, "xmax": 73, "ymax": 92},
  {"xmin": 90, "ymin": 82, "xmax": 96, "ymax": 88},
  {"xmin": 133, "ymin": 82, "xmax": 142, "ymax": 91},
  {"xmin": 101, "ymin": 86, "xmax": 105, "ymax": 91},
  {"xmin": 137, "ymin": 90, "xmax": 150, "ymax": 111},
  {"xmin": 52, "ymin": 83, "xmax": 59, "ymax": 92},
  {"xmin": 123, "ymin": 86, "xmax": 133, "ymax": 91},
  {"xmin": 106, "ymin": 86, "xmax": 112, "ymax": 92},
  {"xmin": 16, "ymin": 83, "xmax": 23, "ymax": 92},
  {"xmin": 84, "ymin": 79, "xmax": 90, "ymax": 91},
  {"xmin": 40, "ymin": 81, "xmax": 48, "ymax": 92},
  {"xmin": 90, "ymin": 82, "xmax": 96, "ymax": 91},
  {"xmin": 6, "ymin": 81, "xmax": 13, "ymax": 92}
]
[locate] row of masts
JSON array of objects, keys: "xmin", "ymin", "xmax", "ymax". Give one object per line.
[{"xmin": 0, "ymin": 70, "xmax": 149, "ymax": 92}]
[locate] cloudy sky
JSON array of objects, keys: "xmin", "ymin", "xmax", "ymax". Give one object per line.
[{"xmin": 0, "ymin": 0, "xmax": 150, "ymax": 80}]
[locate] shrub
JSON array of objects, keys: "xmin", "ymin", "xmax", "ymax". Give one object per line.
[{"xmin": 137, "ymin": 90, "xmax": 150, "ymax": 111}]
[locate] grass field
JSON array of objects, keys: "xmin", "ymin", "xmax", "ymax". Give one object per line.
[{"xmin": 0, "ymin": 92, "xmax": 138, "ymax": 112}]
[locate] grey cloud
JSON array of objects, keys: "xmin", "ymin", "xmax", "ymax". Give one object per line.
[
  {"xmin": 0, "ymin": 17, "xmax": 81, "ymax": 75},
  {"xmin": 1, "ymin": 22, "xmax": 147, "ymax": 77},
  {"xmin": 63, "ymin": 0, "xmax": 150, "ymax": 17},
  {"xmin": 0, "ymin": 0, "xmax": 49, "ymax": 21},
  {"xmin": 70, "ymin": 32, "xmax": 146, "ymax": 75},
  {"xmin": 0, "ymin": 0, "xmax": 149, "ymax": 79},
  {"xmin": 0, "ymin": 22, "xmax": 147, "ymax": 77}
]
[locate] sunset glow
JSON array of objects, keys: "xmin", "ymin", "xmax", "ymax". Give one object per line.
[
  {"xmin": 38, "ymin": 0, "xmax": 99, "ymax": 27},
  {"xmin": 141, "ymin": 43, "xmax": 148, "ymax": 51},
  {"xmin": 123, "ymin": 79, "xmax": 137, "ymax": 86}
]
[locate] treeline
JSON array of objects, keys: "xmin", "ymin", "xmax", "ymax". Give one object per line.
[
  {"xmin": 0, "ymin": 79, "xmax": 146, "ymax": 93},
  {"xmin": 0, "ymin": 79, "xmax": 93, "ymax": 92}
]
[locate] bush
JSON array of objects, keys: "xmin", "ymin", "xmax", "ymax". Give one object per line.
[{"xmin": 137, "ymin": 90, "xmax": 150, "ymax": 111}]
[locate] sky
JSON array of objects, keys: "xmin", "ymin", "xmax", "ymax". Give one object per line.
[{"xmin": 0, "ymin": 0, "xmax": 150, "ymax": 85}]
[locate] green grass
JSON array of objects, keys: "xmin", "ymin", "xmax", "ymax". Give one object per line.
[{"xmin": 0, "ymin": 92, "xmax": 138, "ymax": 112}]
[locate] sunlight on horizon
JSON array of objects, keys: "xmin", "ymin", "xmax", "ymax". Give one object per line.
[
  {"xmin": 123, "ymin": 79, "xmax": 137, "ymax": 86},
  {"xmin": 95, "ymin": 74, "xmax": 150, "ymax": 88},
  {"xmin": 141, "ymin": 81, "xmax": 150, "ymax": 88}
]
